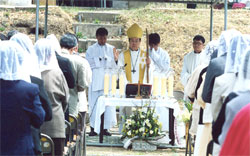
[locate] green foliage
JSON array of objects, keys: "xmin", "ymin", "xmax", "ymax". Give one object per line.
[
  {"xmin": 4, "ymin": 12, "xmax": 10, "ymax": 18},
  {"xmin": 78, "ymin": 48, "xmax": 83, "ymax": 53},
  {"xmin": 94, "ymin": 19, "xmax": 100, "ymax": 24},
  {"xmin": 0, "ymin": 27, "xmax": 5, "ymax": 32},
  {"xmin": 122, "ymin": 103, "xmax": 162, "ymax": 139},
  {"xmin": 181, "ymin": 100, "xmax": 193, "ymax": 113},
  {"xmin": 76, "ymin": 32, "xmax": 83, "ymax": 39}
]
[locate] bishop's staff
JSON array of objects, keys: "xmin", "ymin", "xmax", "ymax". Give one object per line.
[{"xmin": 146, "ymin": 29, "xmax": 149, "ymax": 83}]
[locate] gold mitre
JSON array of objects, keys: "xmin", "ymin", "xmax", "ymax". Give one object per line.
[{"xmin": 127, "ymin": 23, "xmax": 143, "ymax": 39}]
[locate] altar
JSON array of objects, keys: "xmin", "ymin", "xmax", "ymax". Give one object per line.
[{"xmin": 93, "ymin": 96, "xmax": 180, "ymax": 145}]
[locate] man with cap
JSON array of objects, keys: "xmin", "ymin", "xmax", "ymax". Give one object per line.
[
  {"xmin": 60, "ymin": 33, "xmax": 91, "ymax": 122},
  {"xmin": 118, "ymin": 23, "xmax": 152, "ymax": 84},
  {"xmin": 86, "ymin": 27, "xmax": 119, "ymax": 136},
  {"xmin": 118, "ymin": 23, "xmax": 153, "ymax": 132}
]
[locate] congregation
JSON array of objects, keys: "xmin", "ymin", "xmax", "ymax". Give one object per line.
[{"xmin": 0, "ymin": 22, "xmax": 250, "ymax": 156}]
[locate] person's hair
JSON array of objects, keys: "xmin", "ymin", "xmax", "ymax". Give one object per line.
[
  {"xmin": 193, "ymin": 35, "xmax": 205, "ymax": 44},
  {"xmin": 60, "ymin": 33, "xmax": 78, "ymax": 49},
  {"xmin": 149, "ymin": 33, "xmax": 160, "ymax": 45},
  {"xmin": 0, "ymin": 33, "xmax": 7, "ymax": 41},
  {"xmin": 7, "ymin": 30, "xmax": 19, "ymax": 40},
  {"xmin": 128, "ymin": 38, "xmax": 141, "ymax": 42},
  {"xmin": 96, "ymin": 27, "xmax": 108, "ymax": 36}
]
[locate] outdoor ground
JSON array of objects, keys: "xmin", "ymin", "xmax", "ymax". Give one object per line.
[
  {"xmin": 0, "ymin": 5, "xmax": 250, "ymax": 155},
  {"xmin": 86, "ymin": 146, "xmax": 185, "ymax": 156}
]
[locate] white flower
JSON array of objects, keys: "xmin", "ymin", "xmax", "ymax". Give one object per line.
[
  {"xmin": 126, "ymin": 119, "xmax": 132, "ymax": 125},
  {"xmin": 132, "ymin": 107, "xmax": 136, "ymax": 111},
  {"xmin": 131, "ymin": 120, "xmax": 135, "ymax": 125},
  {"xmin": 150, "ymin": 130, "xmax": 154, "ymax": 134},
  {"xmin": 141, "ymin": 114, "xmax": 145, "ymax": 118},
  {"xmin": 139, "ymin": 127, "xmax": 145, "ymax": 132},
  {"xmin": 127, "ymin": 130, "xmax": 131, "ymax": 136}
]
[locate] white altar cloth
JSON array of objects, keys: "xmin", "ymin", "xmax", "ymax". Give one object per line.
[{"xmin": 93, "ymin": 96, "xmax": 180, "ymax": 134}]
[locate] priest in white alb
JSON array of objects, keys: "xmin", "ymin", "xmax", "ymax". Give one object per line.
[{"xmin": 86, "ymin": 27, "xmax": 119, "ymax": 136}]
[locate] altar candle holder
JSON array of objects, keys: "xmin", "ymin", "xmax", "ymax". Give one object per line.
[
  {"xmin": 168, "ymin": 75, "xmax": 174, "ymax": 97},
  {"xmin": 161, "ymin": 77, "xmax": 167, "ymax": 99},
  {"xmin": 111, "ymin": 73, "xmax": 117, "ymax": 97},
  {"xmin": 104, "ymin": 69, "xmax": 110, "ymax": 97}
]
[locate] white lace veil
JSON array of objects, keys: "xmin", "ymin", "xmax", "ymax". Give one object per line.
[
  {"xmin": 233, "ymin": 47, "xmax": 250, "ymax": 92},
  {"xmin": 10, "ymin": 33, "xmax": 41, "ymax": 78},
  {"xmin": 34, "ymin": 38, "xmax": 60, "ymax": 72},
  {"xmin": 46, "ymin": 34, "xmax": 62, "ymax": 55},
  {"xmin": 224, "ymin": 34, "xmax": 250, "ymax": 73},
  {"xmin": 199, "ymin": 40, "xmax": 219, "ymax": 66},
  {"xmin": 217, "ymin": 29, "xmax": 242, "ymax": 57},
  {"xmin": 0, "ymin": 41, "xmax": 31, "ymax": 82}
]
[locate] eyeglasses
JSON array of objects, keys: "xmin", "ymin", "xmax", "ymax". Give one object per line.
[{"xmin": 193, "ymin": 42, "xmax": 203, "ymax": 46}]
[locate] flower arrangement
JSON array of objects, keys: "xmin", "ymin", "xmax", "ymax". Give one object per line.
[
  {"xmin": 180, "ymin": 100, "xmax": 193, "ymax": 123},
  {"xmin": 122, "ymin": 105, "xmax": 162, "ymax": 139}
]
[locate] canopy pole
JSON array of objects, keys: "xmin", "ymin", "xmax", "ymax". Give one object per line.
[
  {"xmin": 224, "ymin": 0, "xmax": 228, "ymax": 30},
  {"xmin": 104, "ymin": 0, "xmax": 106, "ymax": 8},
  {"xmin": 44, "ymin": 0, "xmax": 48, "ymax": 38},
  {"xmin": 35, "ymin": 0, "xmax": 39, "ymax": 41},
  {"xmin": 210, "ymin": 3, "xmax": 213, "ymax": 41}
]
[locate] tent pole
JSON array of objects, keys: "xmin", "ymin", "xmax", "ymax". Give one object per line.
[
  {"xmin": 224, "ymin": 0, "xmax": 228, "ymax": 30},
  {"xmin": 44, "ymin": 0, "xmax": 48, "ymax": 38},
  {"xmin": 35, "ymin": 0, "xmax": 39, "ymax": 41},
  {"xmin": 210, "ymin": 3, "xmax": 213, "ymax": 41}
]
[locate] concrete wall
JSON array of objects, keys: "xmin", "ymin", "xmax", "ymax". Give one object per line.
[
  {"xmin": 0, "ymin": 0, "xmax": 32, "ymax": 6},
  {"xmin": 112, "ymin": 1, "xmax": 151, "ymax": 9}
]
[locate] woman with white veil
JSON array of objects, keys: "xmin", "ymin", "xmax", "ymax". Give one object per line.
[
  {"xmin": 10, "ymin": 33, "xmax": 41, "ymax": 78},
  {"xmin": 35, "ymin": 38, "xmax": 69, "ymax": 156},
  {"xmin": 0, "ymin": 41, "xmax": 45, "ymax": 155},
  {"xmin": 218, "ymin": 47, "xmax": 250, "ymax": 146},
  {"xmin": 211, "ymin": 34, "xmax": 250, "ymax": 156},
  {"xmin": 10, "ymin": 33, "xmax": 53, "ymax": 154}
]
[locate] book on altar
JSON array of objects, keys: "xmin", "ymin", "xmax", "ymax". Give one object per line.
[{"xmin": 125, "ymin": 83, "xmax": 152, "ymax": 98}]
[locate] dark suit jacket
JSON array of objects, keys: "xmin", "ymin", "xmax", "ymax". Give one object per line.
[
  {"xmin": 30, "ymin": 76, "xmax": 53, "ymax": 153},
  {"xmin": 56, "ymin": 52, "xmax": 75, "ymax": 89},
  {"xmin": 0, "ymin": 79, "xmax": 45, "ymax": 155},
  {"xmin": 202, "ymin": 54, "xmax": 227, "ymax": 103}
]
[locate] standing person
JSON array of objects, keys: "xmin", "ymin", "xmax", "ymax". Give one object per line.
[
  {"xmin": 149, "ymin": 33, "xmax": 170, "ymax": 72},
  {"xmin": 118, "ymin": 23, "xmax": 152, "ymax": 84},
  {"xmin": 118, "ymin": 23, "xmax": 153, "ymax": 132},
  {"xmin": 180, "ymin": 35, "xmax": 205, "ymax": 87},
  {"xmin": 86, "ymin": 27, "xmax": 119, "ymax": 136},
  {"xmin": 35, "ymin": 38, "xmax": 69, "ymax": 156},
  {"xmin": 60, "ymin": 33, "xmax": 91, "ymax": 119},
  {"xmin": 11, "ymin": 33, "xmax": 53, "ymax": 155},
  {"xmin": 0, "ymin": 41, "xmax": 45, "ymax": 156},
  {"xmin": 148, "ymin": 32, "xmax": 171, "ymax": 132},
  {"xmin": 46, "ymin": 34, "xmax": 75, "ymax": 89}
]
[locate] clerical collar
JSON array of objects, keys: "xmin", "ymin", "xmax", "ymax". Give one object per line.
[
  {"xmin": 97, "ymin": 43, "xmax": 106, "ymax": 47},
  {"xmin": 129, "ymin": 48, "xmax": 140, "ymax": 53},
  {"xmin": 194, "ymin": 51, "xmax": 202, "ymax": 54}
]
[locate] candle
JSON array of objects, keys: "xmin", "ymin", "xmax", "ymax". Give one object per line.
[
  {"xmin": 153, "ymin": 76, "xmax": 159, "ymax": 97},
  {"xmin": 168, "ymin": 75, "xmax": 174, "ymax": 97},
  {"xmin": 119, "ymin": 74, "xmax": 125, "ymax": 97},
  {"xmin": 161, "ymin": 77, "xmax": 167, "ymax": 98},
  {"xmin": 104, "ymin": 74, "xmax": 109, "ymax": 96},
  {"xmin": 111, "ymin": 74, "xmax": 117, "ymax": 96}
]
